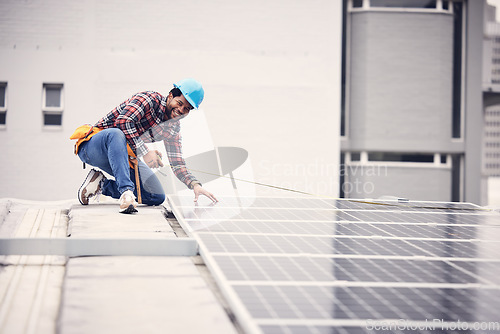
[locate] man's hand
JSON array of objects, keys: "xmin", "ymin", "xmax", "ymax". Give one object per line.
[
  {"xmin": 193, "ymin": 184, "xmax": 218, "ymax": 203},
  {"xmin": 143, "ymin": 150, "xmax": 164, "ymax": 169}
]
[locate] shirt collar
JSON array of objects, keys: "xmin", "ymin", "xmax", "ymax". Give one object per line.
[{"xmin": 161, "ymin": 94, "xmax": 170, "ymax": 120}]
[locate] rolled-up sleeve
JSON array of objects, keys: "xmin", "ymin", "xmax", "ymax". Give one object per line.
[{"xmin": 164, "ymin": 132, "xmax": 198, "ymax": 187}]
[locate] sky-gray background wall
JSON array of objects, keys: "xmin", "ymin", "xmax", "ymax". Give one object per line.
[{"xmin": 0, "ymin": 0, "xmax": 343, "ymax": 200}]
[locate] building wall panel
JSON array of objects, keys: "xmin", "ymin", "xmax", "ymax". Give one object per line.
[{"xmin": 349, "ymin": 11, "xmax": 454, "ymax": 151}]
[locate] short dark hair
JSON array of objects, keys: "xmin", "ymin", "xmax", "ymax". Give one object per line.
[{"xmin": 169, "ymin": 87, "xmax": 182, "ymax": 98}]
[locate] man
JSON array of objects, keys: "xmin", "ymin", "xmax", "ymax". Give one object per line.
[{"xmin": 76, "ymin": 78, "xmax": 217, "ymax": 213}]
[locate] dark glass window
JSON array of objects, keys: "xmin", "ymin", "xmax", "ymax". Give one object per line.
[
  {"xmin": 350, "ymin": 152, "xmax": 361, "ymax": 161},
  {"xmin": 0, "ymin": 83, "xmax": 6, "ymax": 126},
  {"xmin": 451, "ymin": 155, "xmax": 462, "ymax": 202},
  {"xmin": 368, "ymin": 152, "xmax": 434, "ymax": 163},
  {"xmin": 352, "ymin": 0, "xmax": 363, "ymax": 7},
  {"xmin": 370, "ymin": 0, "xmax": 436, "ymax": 8},
  {"xmin": 44, "ymin": 113, "xmax": 62, "ymax": 126},
  {"xmin": 0, "ymin": 84, "xmax": 5, "ymax": 108},
  {"xmin": 452, "ymin": 2, "xmax": 463, "ymax": 138},
  {"xmin": 339, "ymin": 153, "xmax": 346, "ymax": 198},
  {"xmin": 341, "ymin": 0, "xmax": 347, "ymax": 136}
]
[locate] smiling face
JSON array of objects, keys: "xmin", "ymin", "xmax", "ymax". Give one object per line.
[{"xmin": 166, "ymin": 92, "xmax": 193, "ymax": 119}]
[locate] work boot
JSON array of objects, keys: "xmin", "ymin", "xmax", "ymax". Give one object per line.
[
  {"xmin": 78, "ymin": 169, "xmax": 105, "ymax": 205},
  {"xmin": 119, "ymin": 190, "xmax": 138, "ymax": 214}
]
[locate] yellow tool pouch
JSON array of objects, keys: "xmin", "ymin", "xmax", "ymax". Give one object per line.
[
  {"xmin": 69, "ymin": 125, "xmax": 137, "ymax": 169},
  {"xmin": 70, "ymin": 124, "xmax": 101, "ymax": 155}
]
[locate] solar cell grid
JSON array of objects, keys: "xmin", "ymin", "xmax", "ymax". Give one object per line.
[
  {"xmin": 172, "ymin": 199, "xmax": 493, "ymax": 237},
  {"xmin": 259, "ymin": 325, "xmax": 496, "ymax": 334},
  {"xmin": 345, "ymin": 210, "xmax": 500, "ymax": 224},
  {"xmin": 187, "ymin": 219, "xmax": 500, "ymax": 242},
  {"xmin": 406, "ymin": 239, "xmax": 500, "ymax": 259},
  {"xmin": 362, "ymin": 223, "xmax": 470, "ymax": 239},
  {"xmin": 213, "ymin": 256, "xmax": 500, "ymax": 285},
  {"xmin": 355, "ymin": 200, "xmax": 481, "ymax": 210},
  {"xmin": 188, "ymin": 220, "xmax": 330, "ymax": 235},
  {"xmin": 259, "ymin": 326, "xmax": 377, "ymax": 334},
  {"xmin": 170, "ymin": 196, "xmax": 345, "ymax": 210},
  {"xmin": 333, "ymin": 202, "xmax": 484, "ymax": 214},
  {"xmin": 333, "ymin": 237, "xmax": 424, "ymax": 257},
  {"xmin": 232, "ymin": 285, "xmax": 500, "ymax": 322},
  {"xmin": 336, "ymin": 222, "xmax": 482, "ymax": 240},
  {"xmin": 198, "ymin": 233, "xmax": 500, "ymax": 258},
  {"xmin": 183, "ymin": 207, "xmax": 348, "ymax": 222},
  {"xmin": 167, "ymin": 195, "xmax": 500, "ymax": 334}
]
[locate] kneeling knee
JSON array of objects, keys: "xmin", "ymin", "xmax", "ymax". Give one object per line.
[
  {"xmin": 156, "ymin": 192, "xmax": 166, "ymax": 205},
  {"xmin": 148, "ymin": 192, "xmax": 165, "ymax": 206}
]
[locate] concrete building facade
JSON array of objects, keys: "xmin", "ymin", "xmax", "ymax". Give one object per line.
[
  {"xmin": 0, "ymin": 0, "xmax": 489, "ymax": 204},
  {"xmin": 0, "ymin": 0, "xmax": 342, "ymax": 201},
  {"xmin": 341, "ymin": 0, "xmax": 485, "ymax": 204},
  {"xmin": 483, "ymin": 3, "xmax": 500, "ymax": 178}
]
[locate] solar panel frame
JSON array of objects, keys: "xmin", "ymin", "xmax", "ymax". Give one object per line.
[
  {"xmin": 168, "ymin": 196, "xmax": 484, "ymax": 211},
  {"xmin": 166, "ymin": 195, "xmax": 500, "ymax": 334}
]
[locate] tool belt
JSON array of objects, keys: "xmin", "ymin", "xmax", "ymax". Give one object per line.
[{"xmin": 69, "ymin": 124, "xmax": 137, "ymax": 169}]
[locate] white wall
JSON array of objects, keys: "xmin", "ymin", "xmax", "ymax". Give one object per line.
[
  {"xmin": 0, "ymin": 0, "xmax": 342, "ymax": 200},
  {"xmin": 348, "ymin": 11, "xmax": 454, "ymax": 152}
]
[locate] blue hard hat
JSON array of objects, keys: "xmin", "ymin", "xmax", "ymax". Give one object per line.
[{"xmin": 173, "ymin": 78, "xmax": 204, "ymax": 109}]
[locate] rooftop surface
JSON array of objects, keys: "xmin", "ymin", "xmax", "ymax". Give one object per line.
[
  {"xmin": 0, "ymin": 198, "xmax": 238, "ymax": 334},
  {"xmin": 1, "ymin": 196, "xmax": 500, "ymax": 334}
]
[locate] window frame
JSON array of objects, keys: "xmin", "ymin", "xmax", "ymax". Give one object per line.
[
  {"xmin": 42, "ymin": 83, "xmax": 64, "ymax": 127},
  {"xmin": 348, "ymin": 0, "xmax": 453, "ymax": 12},
  {"xmin": 345, "ymin": 151, "xmax": 452, "ymax": 168},
  {"xmin": 0, "ymin": 82, "xmax": 7, "ymax": 127}
]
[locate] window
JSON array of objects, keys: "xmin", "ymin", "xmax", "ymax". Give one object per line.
[
  {"xmin": 350, "ymin": 152, "xmax": 361, "ymax": 161},
  {"xmin": 341, "ymin": 0, "xmax": 348, "ymax": 136},
  {"xmin": 368, "ymin": 152, "xmax": 434, "ymax": 163},
  {"xmin": 370, "ymin": 0, "xmax": 437, "ymax": 8},
  {"xmin": 42, "ymin": 83, "xmax": 63, "ymax": 127},
  {"xmin": 349, "ymin": 0, "xmax": 452, "ymax": 11},
  {"xmin": 0, "ymin": 82, "xmax": 6, "ymax": 126},
  {"xmin": 339, "ymin": 152, "xmax": 346, "ymax": 197},
  {"xmin": 451, "ymin": 1, "xmax": 464, "ymax": 138},
  {"xmin": 352, "ymin": 0, "xmax": 363, "ymax": 7},
  {"xmin": 451, "ymin": 155, "xmax": 463, "ymax": 201}
]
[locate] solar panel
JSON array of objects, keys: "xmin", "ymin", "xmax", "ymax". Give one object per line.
[
  {"xmin": 212, "ymin": 256, "xmax": 499, "ymax": 285},
  {"xmin": 167, "ymin": 196, "xmax": 500, "ymax": 334}
]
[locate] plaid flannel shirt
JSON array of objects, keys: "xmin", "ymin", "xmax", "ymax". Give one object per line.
[{"xmin": 95, "ymin": 91, "xmax": 198, "ymax": 187}]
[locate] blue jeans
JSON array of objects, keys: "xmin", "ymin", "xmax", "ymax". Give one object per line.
[{"xmin": 77, "ymin": 128, "xmax": 165, "ymax": 206}]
